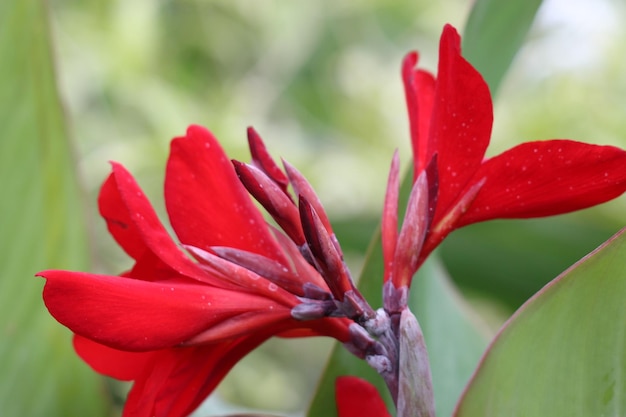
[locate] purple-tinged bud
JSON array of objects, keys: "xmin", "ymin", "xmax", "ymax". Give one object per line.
[
  {"xmin": 299, "ymin": 196, "xmax": 354, "ymax": 301},
  {"xmin": 340, "ymin": 290, "xmax": 377, "ymax": 323},
  {"xmin": 397, "ymin": 308, "xmax": 435, "ymax": 417},
  {"xmin": 393, "ymin": 169, "xmax": 429, "ymax": 288},
  {"xmin": 247, "ymin": 127, "xmax": 291, "ymax": 197},
  {"xmin": 283, "ymin": 159, "xmax": 336, "ymax": 242},
  {"xmin": 366, "ymin": 355, "xmax": 393, "ymax": 375},
  {"xmin": 362, "ymin": 308, "xmax": 391, "ymax": 337},
  {"xmin": 302, "ymin": 282, "xmax": 332, "ymax": 300},
  {"xmin": 233, "ymin": 160, "xmax": 305, "ymax": 245},
  {"xmin": 184, "ymin": 245, "xmax": 294, "ymax": 304},
  {"xmin": 383, "ymin": 280, "xmax": 409, "ymax": 316},
  {"xmin": 344, "ymin": 323, "xmax": 379, "ymax": 356},
  {"xmin": 291, "ymin": 299, "xmax": 338, "ymax": 320},
  {"xmin": 210, "ymin": 246, "xmax": 304, "ymax": 296}
]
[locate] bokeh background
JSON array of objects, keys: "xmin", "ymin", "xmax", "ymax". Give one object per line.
[{"xmin": 2, "ymin": 0, "xmax": 626, "ymax": 415}]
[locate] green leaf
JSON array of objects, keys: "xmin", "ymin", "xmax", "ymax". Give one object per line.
[
  {"xmin": 454, "ymin": 227, "xmax": 626, "ymax": 417},
  {"xmin": 462, "ymin": 0, "xmax": 543, "ymax": 96},
  {"xmin": 0, "ymin": 1, "xmax": 111, "ymax": 416},
  {"xmin": 440, "ymin": 215, "xmax": 619, "ymax": 309}
]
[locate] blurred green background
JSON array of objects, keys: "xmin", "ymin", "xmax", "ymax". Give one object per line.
[{"xmin": 2, "ymin": 0, "xmax": 626, "ymax": 415}]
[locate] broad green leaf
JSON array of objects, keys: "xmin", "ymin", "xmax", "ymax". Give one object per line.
[
  {"xmin": 441, "ymin": 215, "xmax": 618, "ymax": 309},
  {"xmin": 462, "ymin": 0, "xmax": 543, "ymax": 96},
  {"xmin": 0, "ymin": 1, "xmax": 111, "ymax": 416},
  {"xmin": 454, "ymin": 227, "xmax": 626, "ymax": 417}
]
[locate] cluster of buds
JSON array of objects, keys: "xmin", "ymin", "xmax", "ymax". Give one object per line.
[{"xmin": 231, "ymin": 128, "xmax": 430, "ymax": 411}]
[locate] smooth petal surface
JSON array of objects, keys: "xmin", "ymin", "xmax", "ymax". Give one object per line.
[
  {"xmin": 98, "ymin": 172, "xmax": 148, "ymax": 261},
  {"xmin": 40, "ymin": 270, "xmax": 287, "ymax": 351},
  {"xmin": 122, "ymin": 335, "xmax": 270, "ymax": 417},
  {"xmin": 382, "ymin": 151, "xmax": 399, "ymax": 283},
  {"xmin": 454, "ymin": 227, "xmax": 626, "ymax": 417},
  {"xmin": 104, "ymin": 162, "xmax": 215, "ymax": 284},
  {"xmin": 73, "ymin": 335, "xmax": 158, "ymax": 381},
  {"xmin": 458, "ymin": 140, "xmax": 626, "ymax": 226},
  {"xmin": 336, "ymin": 376, "xmax": 391, "ymax": 417},
  {"xmin": 165, "ymin": 125, "xmax": 287, "ymax": 263},
  {"xmin": 429, "ymin": 25, "xmax": 493, "ymax": 222},
  {"xmin": 402, "ymin": 52, "xmax": 436, "ymax": 175}
]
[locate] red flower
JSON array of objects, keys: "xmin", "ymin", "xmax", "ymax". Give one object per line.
[
  {"xmin": 38, "ymin": 126, "xmax": 352, "ymax": 417},
  {"xmin": 335, "ymin": 376, "xmax": 391, "ymax": 417},
  {"xmin": 383, "ymin": 24, "xmax": 626, "ymax": 289}
]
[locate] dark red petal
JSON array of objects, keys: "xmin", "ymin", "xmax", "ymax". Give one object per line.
[
  {"xmin": 165, "ymin": 125, "xmax": 287, "ymax": 263},
  {"xmin": 106, "ymin": 162, "xmax": 213, "ymax": 283},
  {"xmin": 233, "ymin": 160, "xmax": 305, "ymax": 245},
  {"xmin": 299, "ymin": 197, "xmax": 354, "ymax": 300},
  {"xmin": 402, "ymin": 52, "xmax": 436, "ymax": 176},
  {"xmin": 382, "ymin": 151, "xmax": 400, "ymax": 283},
  {"xmin": 335, "ymin": 376, "xmax": 391, "ymax": 417},
  {"xmin": 98, "ymin": 172, "xmax": 147, "ymax": 261},
  {"xmin": 40, "ymin": 270, "xmax": 285, "ymax": 351},
  {"xmin": 247, "ymin": 126, "xmax": 291, "ymax": 196},
  {"xmin": 283, "ymin": 159, "xmax": 334, "ymax": 236},
  {"xmin": 458, "ymin": 140, "xmax": 626, "ymax": 226},
  {"xmin": 269, "ymin": 224, "xmax": 329, "ymax": 291},
  {"xmin": 73, "ymin": 335, "xmax": 157, "ymax": 381},
  {"xmin": 430, "ymin": 24, "xmax": 493, "ymax": 221},
  {"xmin": 392, "ymin": 170, "xmax": 429, "ymax": 288},
  {"xmin": 122, "ymin": 335, "xmax": 271, "ymax": 417}
]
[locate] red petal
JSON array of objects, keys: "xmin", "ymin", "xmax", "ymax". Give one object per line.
[
  {"xmin": 98, "ymin": 172, "xmax": 147, "ymax": 261},
  {"xmin": 247, "ymin": 126, "xmax": 291, "ymax": 195},
  {"xmin": 335, "ymin": 376, "xmax": 391, "ymax": 417},
  {"xmin": 165, "ymin": 125, "xmax": 287, "ymax": 263},
  {"xmin": 382, "ymin": 152, "xmax": 400, "ymax": 283},
  {"xmin": 402, "ymin": 52, "xmax": 436, "ymax": 176},
  {"xmin": 430, "ymin": 25, "xmax": 493, "ymax": 222},
  {"xmin": 40, "ymin": 270, "xmax": 286, "ymax": 351},
  {"xmin": 73, "ymin": 335, "xmax": 157, "ymax": 381},
  {"xmin": 458, "ymin": 140, "xmax": 626, "ymax": 226},
  {"xmin": 104, "ymin": 162, "xmax": 214, "ymax": 284},
  {"xmin": 122, "ymin": 335, "xmax": 270, "ymax": 417}
]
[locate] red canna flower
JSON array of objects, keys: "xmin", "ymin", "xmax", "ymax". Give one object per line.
[
  {"xmin": 335, "ymin": 376, "xmax": 391, "ymax": 417},
  {"xmin": 383, "ymin": 24, "xmax": 626, "ymax": 292},
  {"xmin": 38, "ymin": 125, "xmax": 362, "ymax": 417},
  {"xmin": 38, "ymin": 23, "xmax": 626, "ymax": 417}
]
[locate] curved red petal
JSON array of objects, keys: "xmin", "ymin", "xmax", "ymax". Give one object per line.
[
  {"xmin": 40, "ymin": 270, "xmax": 285, "ymax": 351},
  {"xmin": 73, "ymin": 335, "xmax": 157, "ymax": 381},
  {"xmin": 105, "ymin": 162, "xmax": 214, "ymax": 284},
  {"xmin": 430, "ymin": 24, "xmax": 493, "ymax": 222},
  {"xmin": 402, "ymin": 52, "xmax": 436, "ymax": 176},
  {"xmin": 335, "ymin": 376, "xmax": 391, "ymax": 417},
  {"xmin": 98, "ymin": 172, "xmax": 147, "ymax": 261},
  {"xmin": 458, "ymin": 140, "xmax": 626, "ymax": 226},
  {"xmin": 122, "ymin": 334, "xmax": 273, "ymax": 417},
  {"xmin": 165, "ymin": 125, "xmax": 287, "ymax": 263},
  {"xmin": 382, "ymin": 152, "xmax": 400, "ymax": 283}
]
